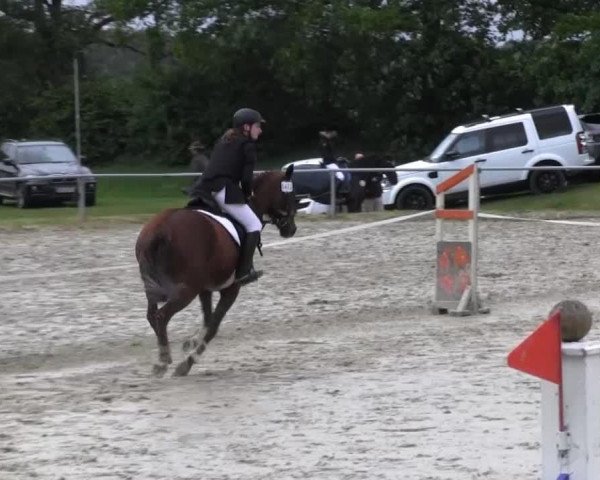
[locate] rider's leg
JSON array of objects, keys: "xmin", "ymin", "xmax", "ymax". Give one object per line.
[{"xmin": 212, "ymin": 188, "xmax": 263, "ymax": 285}]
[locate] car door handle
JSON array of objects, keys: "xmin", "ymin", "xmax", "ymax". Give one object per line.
[{"xmin": 522, "ymin": 149, "xmax": 534, "ymax": 154}]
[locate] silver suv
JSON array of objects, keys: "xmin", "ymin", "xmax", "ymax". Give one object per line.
[
  {"xmin": 0, "ymin": 140, "xmax": 96, "ymax": 208},
  {"xmin": 383, "ymin": 105, "xmax": 592, "ymax": 209}
]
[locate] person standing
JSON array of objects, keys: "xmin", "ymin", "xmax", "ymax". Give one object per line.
[{"xmin": 189, "ymin": 140, "xmax": 210, "ymax": 174}]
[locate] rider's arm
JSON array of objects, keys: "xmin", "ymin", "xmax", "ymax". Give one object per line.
[
  {"xmin": 241, "ymin": 141, "xmax": 257, "ymax": 198},
  {"xmin": 324, "ymin": 163, "xmax": 345, "ymax": 182}
]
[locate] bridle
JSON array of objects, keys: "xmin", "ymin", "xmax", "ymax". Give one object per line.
[
  {"xmin": 262, "ymin": 191, "xmax": 296, "ymax": 231},
  {"xmin": 250, "ymin": 191, "xmax": 296, "ymax": 256},
  {"xmin": 264, "ymin": 209, "xmax": 292, "ymax": 230}
]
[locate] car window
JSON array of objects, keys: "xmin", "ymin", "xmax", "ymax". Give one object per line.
[
  {"xmin": 1, "ymin": 143, "xmax": 15, "ymax": 159},
  {"xmin": 16, "ymin": 145, "xmax": 77, "ymax": 164},
  {"xmin": 429, "ymin": 133, "xmax": 458, "ymax": 162},
  {"xmin": 486, "ymin": 122, "xmax": 528, "ymax": 153},
  {"xmin": 531, "ymin": 107, "xmax": 573, "ymax": 139},
  {"xmin": 448, "ymin": 131, "xmax": 485, "ymax": 159}
]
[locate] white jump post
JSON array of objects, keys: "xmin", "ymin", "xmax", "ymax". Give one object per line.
[
  {"xmin": 433, "ymin": 161, "xmax": 488, "ymax": 315},
  {"xmin": 541, "ymin": 342, "xmax": 600, "ymax": 479}
]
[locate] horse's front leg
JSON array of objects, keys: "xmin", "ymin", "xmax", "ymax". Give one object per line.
[
  {"xmin": 182, "ymin": 291, "xmax": 213, "ymax": 352},
  {"xmin": 173, "ymin": 284, "xmax": 240, "ymax": 377}
]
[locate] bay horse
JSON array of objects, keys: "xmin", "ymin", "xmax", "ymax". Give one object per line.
[{"xmin": 135, "ymin": 165, "xmax": 296, "ymax": 377}]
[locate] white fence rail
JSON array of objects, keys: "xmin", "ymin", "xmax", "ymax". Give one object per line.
[{"xmin": 2, "ymin": 165, "xmax": 600, "ymax": 219}]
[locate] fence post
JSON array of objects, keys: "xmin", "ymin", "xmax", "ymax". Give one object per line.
[
  {"xmin": 541, "ymin": 342, "xmax": 600, "ymax": 479},
  {"xmin": 73, "ymin": 56, "xmax": 86, "ymax": 222},
  {"xmin": 329, "ymin": 170, "xmax": 336, "ymax": 218},
  {"xmin": 468, "ymin": 162, "xmax": 481, "ymax": 314}
]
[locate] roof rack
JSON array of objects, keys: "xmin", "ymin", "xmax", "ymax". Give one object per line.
[{"xmin": 461, "ymin": 104, "xmax": 569, "ymax": 129}]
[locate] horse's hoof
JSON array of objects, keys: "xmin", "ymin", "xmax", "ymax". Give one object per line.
[
  {"xmin": 152, "ymin": 363, "xmax": 168, "ymax": 378},
  {"xmin": 172, "ymin": 361, "xmax": 191, "ymax": 377}
]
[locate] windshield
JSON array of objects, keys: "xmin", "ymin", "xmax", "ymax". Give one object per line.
[
  {"xmin": 428, "ymin": 133, "xmax": 458, "ymax": 162},
  {"xmin": 17, "ymin": 145, "xmax": 77, "ymax": 164}
]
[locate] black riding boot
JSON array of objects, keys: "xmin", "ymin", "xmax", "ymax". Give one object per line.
[{"xmin": 235, "ymin": 232, "xmax": 263, "ymax": 286}]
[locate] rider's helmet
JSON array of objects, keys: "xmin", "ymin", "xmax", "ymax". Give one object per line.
[{"xmin": 232, "ymin": 108, "xmax": 265, "ymax": 128}]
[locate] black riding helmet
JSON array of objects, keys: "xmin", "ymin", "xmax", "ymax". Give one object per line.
[{"xmin": 232, "ymin": 108, "xmax": 266, "ymax": 128}]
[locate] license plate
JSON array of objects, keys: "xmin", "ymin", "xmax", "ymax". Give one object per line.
[{"xmin": 55, "ymin": 186, "xmax": 76, "ymax": 193}]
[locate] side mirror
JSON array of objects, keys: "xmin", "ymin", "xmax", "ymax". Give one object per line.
[{"xmin": 444, "ymin": 150, "xmax": 460, "ymax": 160}]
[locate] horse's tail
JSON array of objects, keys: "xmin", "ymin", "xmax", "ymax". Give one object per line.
[{"xmin": 138, "ymin": 231, "xmax": 179, "ymax": 304}]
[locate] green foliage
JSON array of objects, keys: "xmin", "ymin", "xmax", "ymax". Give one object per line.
[{"xmin": 4, "ymin": 0, "xmax": 600, "ymax": 168}]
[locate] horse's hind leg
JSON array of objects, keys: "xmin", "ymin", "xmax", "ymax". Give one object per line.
[
  {"xmin": 146, "ymin": 297, "xmax": 158, "ymax": 332},
  {"xmin": 149, "ymin": 289, "xmax": 196, "ymax": 377},
  {"xmin": 173, "ymin": 285, "xmax": 240, "ymax": 377},
  {"xmin": 182, "ymin": 291, "xmax": 213, "ymax": 352}
]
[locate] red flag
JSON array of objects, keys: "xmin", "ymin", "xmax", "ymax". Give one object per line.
[{"xmin": 507, "ymin": 311, "xmax": 562, "ymax": 384}]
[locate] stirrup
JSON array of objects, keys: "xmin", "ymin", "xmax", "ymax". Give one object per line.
[{"xmin": 235, "ymin": 269, "xmax": 263, "ymax": 286}]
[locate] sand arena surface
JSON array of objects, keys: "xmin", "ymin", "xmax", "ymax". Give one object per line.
[{"xmin": 2, "ymin": 214, "xmax": 600, "ymax": 479}]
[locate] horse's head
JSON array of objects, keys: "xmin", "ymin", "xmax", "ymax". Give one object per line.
[{"xmin": 252, "ymin": 164, "xmax": 297, "ymax": 238}]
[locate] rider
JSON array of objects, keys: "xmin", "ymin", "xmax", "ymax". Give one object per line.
[
  {"xmin": 189, "ymin": 108, "xmax": 265, "ymax": 286},
  {"xmin": 318, "ymin": 129, "xmax": 346, "ymax": 185}
]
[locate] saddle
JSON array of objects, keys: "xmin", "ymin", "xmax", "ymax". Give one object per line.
[{"xmin": 185, "ymin": 190, "xmax": 247, "ymax": 244}]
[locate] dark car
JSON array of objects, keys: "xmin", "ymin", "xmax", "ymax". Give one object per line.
[
  {"xmin": 281, "ymin": 158, "xmax": 352, "ymax": 214},
  {"xmin": 0, "ymin": 140, "xmax": 97, "ymax": 208}
]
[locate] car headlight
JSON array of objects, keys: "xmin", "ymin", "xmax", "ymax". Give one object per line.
[{"xmin": 22, "ymin": 176, "xmax": 45, "ymax": 185}]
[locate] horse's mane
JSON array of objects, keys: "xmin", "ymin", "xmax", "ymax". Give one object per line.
[{"xmin": 253, "ymin": 170, "xmax": 282, "ymax": 189}]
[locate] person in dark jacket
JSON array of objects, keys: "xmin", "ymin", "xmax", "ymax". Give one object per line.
[
  {"xmin": 189, "ymin": 108, "xmax": 265, "ymax": 286},
  {"xmin": 189, "ymin": 140, "xmax": 210, "ymax": 174},
  {"xmin": 319, "ymin": 130, "xmax": 338, "ymax": 165},
  {"xmin": 181, "ymin": 140, "xmax": 210, "ymax": 195}
]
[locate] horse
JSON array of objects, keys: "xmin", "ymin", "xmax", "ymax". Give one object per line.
[
  {"xmin": 135, "ymin": 165, "xmax": 297, "ymax": 377},
  {"xmin": 346, "ymin": 155, "xmax": 398, "ymax": 212}
]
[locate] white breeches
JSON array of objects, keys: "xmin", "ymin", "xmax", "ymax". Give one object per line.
[{"xmin": 212, "ymin": 188, "xmax": 262, "ymax": 232}]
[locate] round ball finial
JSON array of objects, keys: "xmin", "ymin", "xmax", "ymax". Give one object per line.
[{"xmin": 550, "ymin": 300, "xmax": 593, "ymax": 342}]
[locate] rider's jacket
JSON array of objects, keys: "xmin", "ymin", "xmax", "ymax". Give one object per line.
[{"xmin": 191, "ymin": 131, "xmax": 257, "ymax": 204}]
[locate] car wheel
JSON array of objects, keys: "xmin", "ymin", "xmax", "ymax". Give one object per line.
[
  {"xmin": 529, "ymin": 169, "xmax": 566, "ymax": 194},
  {"xmin": 16, "ymin": 185, "xmax": 31, "ymax": 209},
  {"xmin": 85, "ymin": 194, "xmax": 96, "ymax": 207},
  {"xmin": 0, "ymin": 195, "xmax": 3, "ymax": 205},
  {"xmin": 395, "ymin": 185, "xmax": 434, "ymax": 210}
]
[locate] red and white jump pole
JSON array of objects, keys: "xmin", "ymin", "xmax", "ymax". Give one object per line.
[{"xmin": 433, "ymin": 161, "xmax": 488, "ymax": 315}]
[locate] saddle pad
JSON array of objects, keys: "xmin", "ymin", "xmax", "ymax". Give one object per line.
[{"xmin": 195, "ymin": 210, "xmax": 241, "ymax": 246}]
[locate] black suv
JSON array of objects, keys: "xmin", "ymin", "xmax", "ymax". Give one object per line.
[{"xmin": 0, "ymin": 140, "xmax": 96, "ymax": 208}]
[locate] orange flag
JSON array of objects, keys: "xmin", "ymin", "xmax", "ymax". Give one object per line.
[{"xmin": 507, "ymin": 311, "xmax": 562, "ymax": 385}]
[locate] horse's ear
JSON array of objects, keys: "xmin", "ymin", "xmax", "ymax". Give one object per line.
[{"xmin": 284, "ymin": 163, "xmax": 294, "ymax": 180}]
